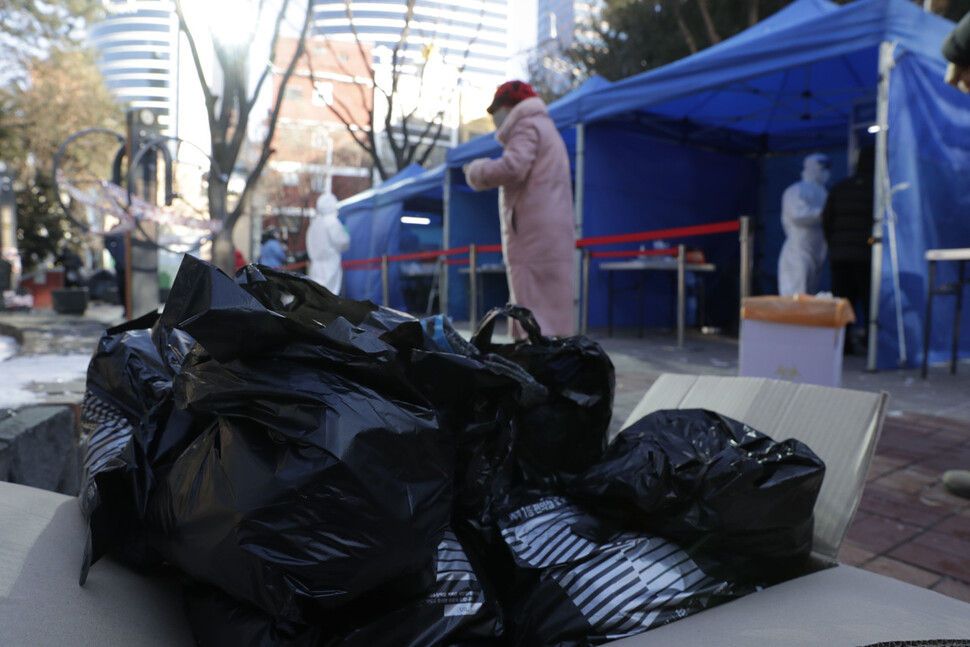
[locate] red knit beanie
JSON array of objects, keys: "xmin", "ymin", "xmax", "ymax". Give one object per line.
[{"xmin": 486, "ymin": 80, "xmax": 537, "ymax": 114}]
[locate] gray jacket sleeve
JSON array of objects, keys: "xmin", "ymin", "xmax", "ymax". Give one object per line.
[{"xmin": 943, "ymin": 12, "xmax": 970, "ymax": 66}]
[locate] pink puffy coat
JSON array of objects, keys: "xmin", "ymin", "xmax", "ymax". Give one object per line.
[{"xmin": 465, "ymin": 97, "xmax": 576, "ymax": 338}]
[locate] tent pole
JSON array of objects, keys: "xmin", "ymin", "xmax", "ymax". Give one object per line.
[
  {"xmin": 442, "ymin": 169, "xmax": 451, "ymax": 317},
  {"xmin": 867, "ymin": 41, "xmax": 894, "ymax": 371},
  {"xmin": 574, "ymin": 122, "xmax": 586, "ymax": 334}
]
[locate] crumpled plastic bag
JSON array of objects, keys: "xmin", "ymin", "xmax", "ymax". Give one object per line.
[
  {"xmin": 469, "ymin": 304, "xmax": 615, "ymax": 489},
  {"xmin": 496, "ymin": 496, "xmax": 755, "ymax": 646},
  {"xmin": 569, "ymin": 408, "xmax": 826, "ymax": 581},
  {"xmin": 82, "ymin": 256, "xmax": 456, "ymax": 629}
]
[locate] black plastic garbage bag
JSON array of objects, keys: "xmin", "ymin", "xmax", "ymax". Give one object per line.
[
  {"xmin": 570, "ymin": 408, "xmax": 826, "ymax": 581},
  {"xmin": 82, "ymin": 256, "xmax": 456, "ymax": 635},
  {"xmin": 182, "ymin": 529, "xmax": 503, "ymax": 647},
  {"xmin": 143, "ymin": 257, "xmax": 454, "ymax": 624},
  {"xmin": 469, "ymin": 305, "xmax": 615, "ymax": 486},
  {"xmin": 496, "ymin": 496, "xmax": 755, "ymax": 646},
  {"xmin": 326, "ymin": 529, "xmax": 504, "ymax": 646},
  {"xmin": 80, "ymin": 310, "xmax": 195, "ymax": 570}
]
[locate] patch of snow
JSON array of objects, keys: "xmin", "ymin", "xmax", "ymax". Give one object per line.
[
  {"xmin": 0, "ymin": 352, "xmax": 91, "ymax": 409},
  {"xmin": 0, "ymin": 335, "xmax": 17, "ymax": 362}
]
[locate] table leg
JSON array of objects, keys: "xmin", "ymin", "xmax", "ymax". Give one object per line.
[
  {"xmin": 637, "ymin": 271, "xmax": 644, "ymax": 339},
  {"xmin": 608, "ymin": 270, "xmax": 614, "ymax": 337},
  {"xmin": 922, "ymin": 260, "xmax": 936, "ymax": 378},
  {"xmin": 952, "ymin": 260, "xmax": 964, "ymax": 375},
  {"xmin": 676, "ymin": 244, "xmax": 685, "ymax": 348}
]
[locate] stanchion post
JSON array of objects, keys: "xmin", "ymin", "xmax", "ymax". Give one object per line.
[
  {"xmin": 469, "ymin": 244, "xmax": 478, "ymax": 327},
  {"xmin": 581, "ymin": 248, "xmax": 590, "ymax": 335},
  {"xmin": 381, "ymin": 254, "xmax": 389, "ymax": 306},
  {"xmin": 739, "ymin": 215, "xmax": 752, "ymax": 301},
  {"xmin": 677, "ymin": 243, "xmax": 686, "ymax": 348}
]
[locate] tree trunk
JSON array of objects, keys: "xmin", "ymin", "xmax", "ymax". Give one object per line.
[
  {"xmin": 207, "ymin": 180, "xmax": 235, "ymax": 275},
  {"xmin": 747, "ymin": 0, "xmax": 759, "ymax": 27}
]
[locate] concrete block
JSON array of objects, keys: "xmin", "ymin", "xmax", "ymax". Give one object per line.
[{"xmin": 0, "ymin": 406, "xmax": 79, "ymax": 495}]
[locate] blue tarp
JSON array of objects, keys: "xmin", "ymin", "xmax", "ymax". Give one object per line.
[
  {"xmin": 441, "ymin": 0, "xmax": 970, "ymax": 369},
  {"xmin": 339, "ymin": 164, "xmax": 445, "ymax": 308},
  {"xmin": 567, "ymin": 0, "xmax": 970, "ymax": 369},
  {"xmin": 343, "ymin": 0, "xmax": 970, "ymax": 368}
]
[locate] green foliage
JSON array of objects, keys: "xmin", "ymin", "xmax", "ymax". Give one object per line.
[
  {"xmin": 569, "ymin": 0, "xmax": 796, "ymax": 82},
  {"xmin": 567, "ymin": 0, "xmax": 969, "ymax": 84},
  {"xmin": 1, "ymin": 0, "xmax": 103, "ymax": 82},
  {"xmin": 14, "ymin": 169, "xmax": 79, "ymax": 272},
  {"xmin": 0, "ymin": 46, "xmax": 124, "ymax": 273}
]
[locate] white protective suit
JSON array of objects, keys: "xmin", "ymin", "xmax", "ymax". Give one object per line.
[
  {"xmin": 778, "ymin": 153, "xmax": 830, "ymax": 296},
  {"xmin": 306, "ymin": 193, "xmax": 351, "ymax": 294}
]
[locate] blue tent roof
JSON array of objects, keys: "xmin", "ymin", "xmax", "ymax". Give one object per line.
[
  {"xmin": 445, "ymin": 75, "xmax": 613, "ymax": 167},
  {"xmin": 338, "ymin": 163, "xmax": 445, "ymax": 217},
  {"xmin": 577, "ymin": 0, "xmax": 953, "ymax": 151}
]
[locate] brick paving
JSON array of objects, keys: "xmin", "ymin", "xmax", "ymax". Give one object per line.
[{"xmin": 838, "ymin": 413, "xmax": 970, "ymax": 604}]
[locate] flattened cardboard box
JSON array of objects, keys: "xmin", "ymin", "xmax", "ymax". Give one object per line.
[
  {"xmin": 3, "ymin": 374, "xmax": 970, "ymax": 646},
  {"xmin": 605, "ymin": 374, "xmax": 970, "ymax": 646}
]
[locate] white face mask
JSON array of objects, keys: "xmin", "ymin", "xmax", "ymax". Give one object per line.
[{"xmin": 492, "ymin": 106, "xmax": 510, "ymax": 129}]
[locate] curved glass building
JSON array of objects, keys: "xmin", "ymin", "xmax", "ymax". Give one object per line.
[
  {"xmin": 88, "ymin": 0, "xmax": 178, "ymax": 131},
  {"xmin": 312, "ymin": 0, "xmax": 510, "ymax": 88}
]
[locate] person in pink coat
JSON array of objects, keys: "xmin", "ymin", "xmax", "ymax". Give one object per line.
[{"xmin": 463, "ymin": 80, "xmax": 576, "ymax": 339}]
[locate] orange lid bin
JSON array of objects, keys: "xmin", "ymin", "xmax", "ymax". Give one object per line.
[{"xmin": 741, "ymin": 295, "xmax": 856, "ymax": 328}]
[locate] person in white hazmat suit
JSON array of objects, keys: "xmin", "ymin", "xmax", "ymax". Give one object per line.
[
  {"xmin": 777, "ymin": 153, "xmax": 831, "ymax": 296},
  {"xmin": 306, "ymin": 192, "xmax": 351, "ymax": 294}
]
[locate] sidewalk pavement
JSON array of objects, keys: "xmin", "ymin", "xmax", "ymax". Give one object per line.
[{"xmin": 1, "ymin": 305, "xmax": 969, "ymax": 603}]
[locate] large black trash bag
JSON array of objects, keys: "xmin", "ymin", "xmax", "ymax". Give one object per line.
[
  {"xmin": 570, "ymin": 409, "xmax": 826, "ymax": 581},
  {"xmin": 141, "ymin": 256, "xmax": 455, "ymax": 626},
  {"xmin": 469, "ymin": 305, "xmax": 615, "ymax": 487},
  {"xmin": 324, "ymin": 528, "xmax": 504, "ymax": 646},
  {"xmin": 183, "ymin": 529, "xmax": 503, "ymax": 647},
  {"xmin": 496, "ymin": 496, "xmax": 755, "ymax": 646},
  {"xmin": 80, "ymin": 310, "xmax": 196, "ymax": 570}
]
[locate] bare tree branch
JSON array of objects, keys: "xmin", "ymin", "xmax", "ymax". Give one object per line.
[
  {"xmin": 172, "ymin": 0, "xmax": 217, "ymax": 126},
  {"xmin": 695, "ymin": 0, "xmax": 721, "ymax": 45},
  {"xmin": 232, "ymin": 0, "xmax": 316, "ymax": 223},
  {"xmin": 671, "ymin": 1, "xmax": 699, "ymax": 54}
]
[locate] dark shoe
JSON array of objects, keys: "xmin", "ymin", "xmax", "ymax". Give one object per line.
[{"xmin": 942, "ymin": 470, "xmax": 970, "ymax": 499}]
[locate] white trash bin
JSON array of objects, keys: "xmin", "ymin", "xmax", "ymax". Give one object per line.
[{"xmin": 739, "ymin": 295, "xmax": 856, "ymax": 387}]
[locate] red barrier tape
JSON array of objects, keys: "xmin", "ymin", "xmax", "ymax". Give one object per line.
[
  {"xmin": 575, "ymin": 220, "xmax": 739, "ymax": 248},
  {"xmin": 341, "ymin": 243, "xmax": 501, "ymax": 270},
  {"xmin": 339, "ymin": 220, "xmax": 735, "ymax": 270}
]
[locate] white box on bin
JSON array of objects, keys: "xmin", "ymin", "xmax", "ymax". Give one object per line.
[{"xmin": 739, "ymin": 295, "xmax": 855, "ymax": 388}]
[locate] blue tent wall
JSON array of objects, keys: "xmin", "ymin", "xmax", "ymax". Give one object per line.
[
  {"xmin": 570, "ymin": 0, "xmax": 970, "ymax": 368},
  {"xmin": 445, "ymin": 170, "xmax": 505, "ymax": 322},
  {"xmin": 437, "ymin": 0, "xmax": 970, "ymax": 366},
  {"xmin": 581, "ymin": 123, "xmax": 762, "ymax": 329},
  {"xmin": 342, "ymin": 200, "xmax": 406, "ymax": 308},
  {"xmin": 881, "ymin": 53, "xmax": 970, "ymax": 369},
  {"xmin": 340, "ymin": 164, "xmax": 444, "ymax": 309}
]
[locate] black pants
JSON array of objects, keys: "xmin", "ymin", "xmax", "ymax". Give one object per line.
[{"xmin": 831, "ymin": 260, "xmax": 871, "ymax": 346}]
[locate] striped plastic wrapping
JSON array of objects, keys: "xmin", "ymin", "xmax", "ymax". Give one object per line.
[
  {"xmin": 331, "ymin": 529, "xmax": 503, "ymax": 645},
  {"xmin": 499, "ymin": 497, "xmax": 756, "ymax": 644}
]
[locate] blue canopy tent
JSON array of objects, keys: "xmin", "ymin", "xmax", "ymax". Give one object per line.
[
  {"xmin": 339, "ymin": 163, "xmax": 445, "ymax": 310},
  {"xmin": 566, "ymin": 0, "xmax": 970, "ymax": 370},
  {"xmin": 442, "ymin": 75, "xmax": 613, "ymax": 322}
]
